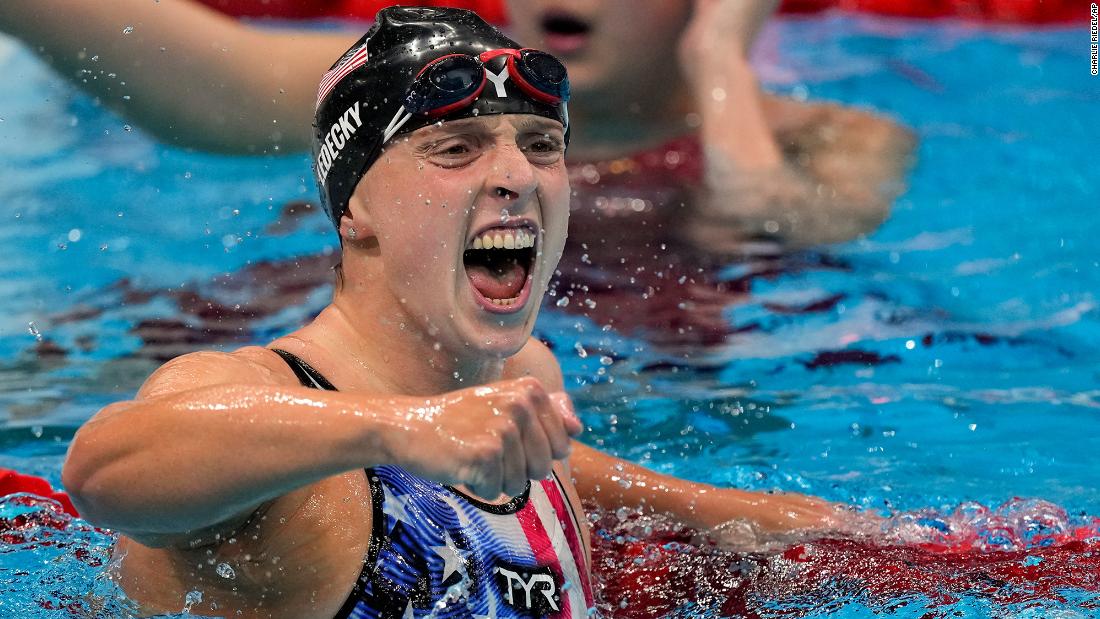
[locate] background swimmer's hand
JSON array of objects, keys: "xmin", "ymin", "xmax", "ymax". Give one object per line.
[
  {"xmin": 387, "ymin": 377, "xmax": 581, "ymax": 500},
  {"xmin": 679, "ymin": 0, "xmax": 778, "ymax": 65}
]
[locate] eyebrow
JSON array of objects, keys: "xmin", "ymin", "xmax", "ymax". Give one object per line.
[
  {"xmin": 419, "ymin": 116, "xmax": 564, "ymax": 138},
  {"xmin": 514, "ymin": 117, "xmax": 565, "ymax": 134}
]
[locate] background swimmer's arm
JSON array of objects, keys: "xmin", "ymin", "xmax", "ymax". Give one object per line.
[
  {"xmin": 688, "ymin": 94, "xmax": 917, "ymax": 249},
  {"xmin": 0, "ymin": 0, "xmax": 352, "ymax": 153},
  {"xmin": 679, "ymin": 0, "xmax": 784, "ymax": 170},
  {"xmin": 678, "ymin": 0, "xmax": 917, "ymax": 248}
]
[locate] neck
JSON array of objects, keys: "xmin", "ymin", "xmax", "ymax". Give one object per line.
[
  {"xmin": 301, "ymin": 289, "xmax": 505, "ymax": 396},
  {"xmin": 564, "ymin": 81, "xmax": 695, "ymax": 162}
]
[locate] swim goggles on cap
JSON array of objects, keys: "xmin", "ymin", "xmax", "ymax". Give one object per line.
[{"xmin": 403, "ymin": 48, "xmax": 570, "ymax": 117}]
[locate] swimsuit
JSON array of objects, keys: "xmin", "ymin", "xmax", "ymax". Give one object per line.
[{"xmin": 271, "ymin": 349, "xmax": 596, "ymax": 618}]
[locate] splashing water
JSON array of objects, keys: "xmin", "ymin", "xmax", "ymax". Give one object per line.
[
  {"xmin": 0, "ymin": 495, "xmax": 133, "ymax": 617},
  {"xmin": 589, "ymin": 500, "xmax": 1100, "ymax": 618},
  {"xmin": 2, "ymin": 492, "xmax": 1097, "ymax": 618}
]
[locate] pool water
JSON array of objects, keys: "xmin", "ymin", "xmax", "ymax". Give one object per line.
[{"xmin": 2, "ymin": 13, "xmax": 1099, "ymax": 619}]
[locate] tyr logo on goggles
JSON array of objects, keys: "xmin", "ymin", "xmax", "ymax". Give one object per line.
[{"xmin": 382, "ymin": 48, "xmax": 570, "ymax": 143}]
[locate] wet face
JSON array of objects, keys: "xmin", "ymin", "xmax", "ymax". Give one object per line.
[
  {"xmin": 345, "ymin": 114, "xmax": 569, "ymax": 357},
  {"xmin": 506, "ymin": 0, "xmax": 691, "ymax": 99}
]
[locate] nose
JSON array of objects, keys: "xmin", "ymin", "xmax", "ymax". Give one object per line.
[{"xmin": 484, "ymin": 144, "xmax": 538, "ymax": 204}]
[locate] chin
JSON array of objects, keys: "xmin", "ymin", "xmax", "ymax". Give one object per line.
[{"xmin": 469, "ymin": 324, "xmax": 533, "ymax": 359}]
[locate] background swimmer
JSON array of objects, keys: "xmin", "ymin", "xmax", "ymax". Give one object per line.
[{"xmin": 0, "ymin": 0, "xmax": 913, "ymax": 249}]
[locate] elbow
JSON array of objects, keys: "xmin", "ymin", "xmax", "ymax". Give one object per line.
[
  {"xmin": 61, "ymin": 404, "xmax": 133, "ymax": 526},
  {"xmin": 61, "ymin": 425, "xmax": 106, "ymax": 522}
]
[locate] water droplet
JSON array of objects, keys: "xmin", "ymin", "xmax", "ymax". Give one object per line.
[
  {"xmin": 31, "ymin": 425, "xmax": 43, "ymax": 438},
  {"xmin": 121, "ymin": 25, "xmax": 134, "ymax": 34},
  {"xmin": 182, "ymin": 590, "xmax": 202, "ymax": 612},
  {"xmin": 67, "ymin": 228, "xmax": 82, "ymax": 242},
  {"xmin": 574, "ymin": 343, "xmax": 588, "ymax": 358},
  {"xmin": 123, "ymin": 124, "xmax": 132, "ymax": 132},
  {"xmin": 215, "ymin": 562, "xmax": 236, "ymax": 579},
  {"xmin": 555, "ymin": 296, "xmax": 570, "ymax": 307}
]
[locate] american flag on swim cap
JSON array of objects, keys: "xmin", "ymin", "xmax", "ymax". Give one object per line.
[{"xmin": 316, "ymin": 41, "xmax": 369, "ymax": 108}]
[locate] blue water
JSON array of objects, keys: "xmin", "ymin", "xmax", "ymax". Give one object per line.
[{"xmin": 1, "ymin": 14, "xmax": 1099, "ymax": 618}]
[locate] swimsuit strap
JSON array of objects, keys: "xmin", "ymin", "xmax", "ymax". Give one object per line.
[{"xmin": 270, "ymin": 348, "xmax": 338, "ymax": 391}]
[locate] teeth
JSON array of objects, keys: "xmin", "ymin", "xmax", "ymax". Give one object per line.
[
  {"xmin": 490, "ymin": 296, "xmax": 521, "ymax": 306},
  {"xmin": 470, "ymin": 228, "xmax": 535, "ymax": 250}
]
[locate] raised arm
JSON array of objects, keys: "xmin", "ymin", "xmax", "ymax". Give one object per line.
[
  {"xmin": 0, "ymin": 0, "xmax": 355, "ymax": 153},
  {"xmin": 62, "ymin": 348, "xmax": 578, "ymax": 547},
  {"xmin": 678, "ymin": 0, "xmax": 917, "ymax": 249}
]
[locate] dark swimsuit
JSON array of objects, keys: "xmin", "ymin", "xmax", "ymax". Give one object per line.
[{"xmin": 271, "ymin": 349, "xmax": 595, "ymax": 618}]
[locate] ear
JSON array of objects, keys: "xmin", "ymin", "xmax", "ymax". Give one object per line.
[{"xmin": 339, "ymin": 187, "xmax": 376, "ymax": 243}]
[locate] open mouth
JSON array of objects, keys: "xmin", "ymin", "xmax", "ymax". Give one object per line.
[
  {"xmin": 540, "ymin": 12, "xmax": 592, "ymax": 54},
  {"xmin": 463, "ymin": 225, "xmax": 537, "ymax": 314}
]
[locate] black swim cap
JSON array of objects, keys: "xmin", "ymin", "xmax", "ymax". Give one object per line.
[{"xmin": 312, "ymin": 6, "xmax": 570, "ymax": 229}]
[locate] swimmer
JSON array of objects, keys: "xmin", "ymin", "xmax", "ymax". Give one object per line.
[
  {"xmin": 0, "ymin": 0, "xmax": 913, "ymax": 248},
  {"xmin": 62, "ymin": 8, "xmax": 843, "ymax": 616}
]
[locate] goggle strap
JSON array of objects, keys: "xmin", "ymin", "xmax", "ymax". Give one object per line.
[{"xmin": 382, "ymin": 106, "xmax": 415, "ymax": 144}]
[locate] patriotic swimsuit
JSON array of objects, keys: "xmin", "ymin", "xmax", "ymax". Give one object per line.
[{"xmin": 272, "ymin": 349, "xmax": 596, "ymax": 619}]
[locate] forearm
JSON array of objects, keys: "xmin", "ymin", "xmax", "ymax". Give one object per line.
[
  {"xmin": 63, "ymin": 383, "xmax": 404, "ymax": 535},
  {"xmin": 697, "ymin": 58, "xmax": 782, "ymax": 170},
  {"xmin": 699, "ymin": 93, "xmax": 916, "ymax": 247},
  {"xmin": 0, "ymin": 0, "xmax": 337, "ymax": 152},
  {"xmin": 571, "ymin": 441, "xmax": 727, "ymax": 530},
  {"xmin": 570, "ymin": 441, "xmax": 841, "ymax": 536}
]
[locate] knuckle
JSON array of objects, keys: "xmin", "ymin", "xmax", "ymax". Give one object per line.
[
  {"xmin": 496, "ymin": 418, "xmax": 519, "ymax": 440},
  {"xmin": 530, "ymin": 459, "xmax": 551, "ymax": 480},
  {"xmin": 518, "ymin": 377, "xmax": 546, "ymax": 399},
  {"xmin": 471, "ymin": 440, "xmax": 502, "ymax": 466},
  {"xmin": 508, "ymin": 398, "xmax": 532, "ymax": 421}
]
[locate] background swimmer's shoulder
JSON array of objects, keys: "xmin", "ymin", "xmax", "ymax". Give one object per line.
[{"xmin": 135, "ymin": 346, "xmax": 292, "ymax": 401}]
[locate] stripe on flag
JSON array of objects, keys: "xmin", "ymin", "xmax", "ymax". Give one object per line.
[{"xmin": 316, "ymin": 43, "xmax": 369, "ymax": 108}]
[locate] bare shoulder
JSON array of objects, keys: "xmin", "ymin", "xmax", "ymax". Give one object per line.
[
  {"xmin": 503, "ymin": 337, "xmax": 564, "ymax": 391},
  {"xmin": 136, "ymin": 346, "xmax": 294, "ymax": 400}
]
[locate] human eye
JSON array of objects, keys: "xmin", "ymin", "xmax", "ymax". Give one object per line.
[
  {"xmin": 520, "ymin": 133, "xmax": 565, "ymax": 164},
  {"xmin": 426, "ymin": 136, "xmax": 480, "ymax": 168}
]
